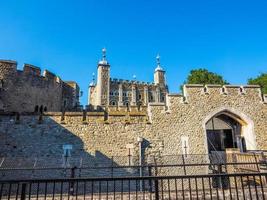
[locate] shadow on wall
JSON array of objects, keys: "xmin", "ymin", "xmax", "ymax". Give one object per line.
[{"xmin": 0, "ymin": 114, "xmax": 141, "ymax": 181}]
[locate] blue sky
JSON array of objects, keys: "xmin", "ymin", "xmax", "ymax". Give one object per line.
[{"xmin": 1, "ymin": 0, "xmax": 267, "ymax": 105}]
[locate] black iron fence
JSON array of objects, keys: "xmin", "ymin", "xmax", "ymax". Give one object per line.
[
  {"xmin": 0, "ymin": 172, "xmax": 267, "ymax": 199},
  {"xmin": 1, "ymin": 160, "xmax": 267, "ymax": 180}
]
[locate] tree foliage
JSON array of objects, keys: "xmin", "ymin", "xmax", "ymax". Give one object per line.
[
  {"xmin": 248, "ymin": 73, "xmax": 267, "ymax": 94},
  {"xmin": 183, "ymin": 68, "xmax": 229, "ymax": 85}
]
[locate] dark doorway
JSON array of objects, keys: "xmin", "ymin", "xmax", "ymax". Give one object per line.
[{"xmin": 206, "ymin": 113, "xmax": 244, "ymax": 153}]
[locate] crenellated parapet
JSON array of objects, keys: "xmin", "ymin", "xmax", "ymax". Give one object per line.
[
  {"xmin": 146, "ymin": 84, "xmax": 267, "ymax": 119},
  {"xmin": 182, "ymin": 84, "xmax": 264, "ymax": 102},
  {"xmin": 110, "ymin": 78, "xmax": 154, "ymax": 86},
  {"xmin": 0, "ymin": 60, "xmax": 62, "ymax": 84},
  {"xmin": 0, "ymin": 59, "xmax": 79, "ymax": 113}
]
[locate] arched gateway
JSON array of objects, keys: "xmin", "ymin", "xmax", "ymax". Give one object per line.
[{"xmin": 203, "ymin": 107, "xmax": 256, "ymax": 154}]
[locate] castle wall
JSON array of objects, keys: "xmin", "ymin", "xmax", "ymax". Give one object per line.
[
  {"xmin": 0, "ymin": 85, "xmax": 266, "ymax": 164},
  {"xmin": 0, "ymin": 60, "xmax": 79, "ymax": 112}
]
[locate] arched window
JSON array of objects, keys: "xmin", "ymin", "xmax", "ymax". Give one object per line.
[
  {"xmin": 34, "ymin": 105, "xmax": 39, "ymax": 113},
  {"xmin": 110, "ymin": 101, "xmax": 117, "ymax": 106},
  {"xmin": 39, "ymin": 105, "xmax": 43, "ymax": 113},
  {"xmin": 44, "ymin": 107, "xmax": 47, "ymax": 112},
  {"xmin": 137, "ymin": 101, "xmax": 142, "ymax": 110}
]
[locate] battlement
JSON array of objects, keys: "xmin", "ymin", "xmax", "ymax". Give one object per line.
[
  {"xmin": 0, "ymin": 59, "xmax": 79, "ymax": 112},
  {"xmin": 0, "ymin": 59, "xmax": 17, "ymax": 65},
  {"xmin": 110, "ymin": 78, "xmax": 154, "ymax": 86},
  {"xmin": 0, "ymin": 60, "xmax": 62, "ymax": 83},
  {"xmin": 23, "ymin": 64, "xmax": 41, "ymax": 76},
  {"xmin": 183, "ymin": 84, "xmax": 262, "ymax": 97}
]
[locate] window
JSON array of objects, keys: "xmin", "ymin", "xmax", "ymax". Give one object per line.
[
  {"xmin": 138, "ymin": 94, "xmax": 142, "ymax": 100},
  {"xmin": 39, "ymin": 105, "xmax": 43, "ymax": 113},
  {"xmin": 34, "ymin": 105, "xmax": 39, "ymax": 113},
  {"xmin": 110, "ymin": 101, "xmax": 117, "ymax": 106}
]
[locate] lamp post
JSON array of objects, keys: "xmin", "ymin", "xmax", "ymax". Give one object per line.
[{"xmin": 137, "ymin": 136, "xmax": 143, "ymax": 191}]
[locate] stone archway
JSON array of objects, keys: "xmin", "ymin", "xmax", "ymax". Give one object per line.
[{"xmin": 203, "ymin": 107, "xmax": 256, "ymax": 154}]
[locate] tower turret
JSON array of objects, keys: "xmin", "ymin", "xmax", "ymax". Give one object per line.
[
  {"xmin": 154, "ymin": 54, "xmax": 166, "ymax": 87},
  {"xmin": 96, "ymin": 48, "xmax": 110, "ymax": 106}
]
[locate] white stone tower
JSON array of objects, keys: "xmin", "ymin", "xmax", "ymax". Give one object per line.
[
  {"xmin": 154, "ymin": 54, "xmax": 166, "ymax": 87},
  {"xmin": 88, "ymin": 73, "xmax": 96, "ymax": 105},
  {"xmin": 96, "ymin": 48, "xmax": 110, "ymax": 106}
]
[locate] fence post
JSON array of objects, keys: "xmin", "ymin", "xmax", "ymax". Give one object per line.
[
  {"xmin": 148, "ymin": 165, "xmax": 152, "ymax": 192},
  {"xmin": 154, "ymin": 179, "xmax": 159, "ymax": 200},
  {"xmin": 218, "ymin": 164, "xmax": 223, "ymax": 188},
  {"xmin": 111, "ymin": 156, "xmax": 114, "ymax": 178},
  {"xmin": 253, "ymin": 152, "xmax": 260, "ymax": 172},
  {"xmin": 182, "ymin": 155, "xmax": 187, "ymax": 175},
  {"xmin": 70, "ymin": 166, "xmax": 76, "ymax": 195},
  {"xmin": 20, "ymin": 183, "xmax": 27, "ymax": 200}
]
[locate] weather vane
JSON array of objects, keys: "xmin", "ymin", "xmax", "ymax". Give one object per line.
[
  {"xmin": 92, "ymin": 72, "xmax": 95, "ymax": 83},
  {"xmin": 156, "ymin": 54, "xmax": 160, "ymax": 66},
  {"xmin": 102, "ymin": 48, "xmax": 106, "ymax": 61}
]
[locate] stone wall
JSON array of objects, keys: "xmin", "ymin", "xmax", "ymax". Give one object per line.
[
  {"xmin": 0, "ymin": 84, "xmax": 266, "ymax": 169},
  {"xmin": 0, "ymin": 60, "xmax": 79, "ymax": 112}
]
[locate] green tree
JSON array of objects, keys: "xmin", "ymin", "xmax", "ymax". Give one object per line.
[
  {"xmin": 183, "ymin": 68, "xmax": 229, "ymax": 86},
  {"xmin": 248, "ymin": 73, "xmax": 267, "ymax": 94}
]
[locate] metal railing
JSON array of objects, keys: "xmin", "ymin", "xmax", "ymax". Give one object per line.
[
  {"xmin": 0, "ymin": 172, "xmax": 267, "ymax": 199},
  {"xmin": 1, "ymin": 160, "xmax": 267, "ymax": 180}
]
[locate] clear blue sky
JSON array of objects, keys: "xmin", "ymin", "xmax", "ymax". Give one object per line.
[{"xmin": 1, "ymin": 0, "xmax": 267, "ymax": 105}]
